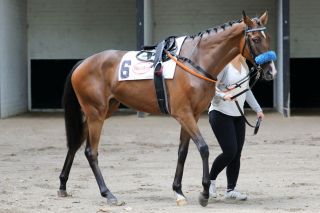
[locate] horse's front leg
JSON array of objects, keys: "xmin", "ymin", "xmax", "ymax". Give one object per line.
[
  {"xmin": 173, "ymin": 127, "xmax": 190, "ymax": 206},
  {"xmin": 174, "ymin": 113, "xmax": 210, "ymax": 207}
]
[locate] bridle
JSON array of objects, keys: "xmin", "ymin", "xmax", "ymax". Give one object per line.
[{"xmin": 240, "ymin": 26, "xmax": 267, "ymax": 82}]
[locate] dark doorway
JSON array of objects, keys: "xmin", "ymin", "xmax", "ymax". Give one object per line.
[
  {"xmin": 31, "ymin": 59, "xmax": 128, "ymax": 110},
  {"xmin": 31, "ymin": 59, "xmax": 81, "ymax": 109},
  {"xmin": 291, "ymin": 58, "xmax": 320, "ymax": 108},
  {"xmin": 250, "ymin": 80, "xmax": 273, "ymax": 108}
]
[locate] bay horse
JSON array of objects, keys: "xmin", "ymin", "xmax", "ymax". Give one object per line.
[{"xmin": 58, "ymin": 11, "xmax": 277, "ymax": 207}]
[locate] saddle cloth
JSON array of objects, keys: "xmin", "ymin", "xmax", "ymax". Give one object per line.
[{"xmin": 118, "ymin": 36, "xmax": 186, "ymax": 81}]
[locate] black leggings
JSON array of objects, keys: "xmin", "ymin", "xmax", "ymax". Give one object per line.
[{"xmin": 209, "ymin": 110, "xmax": 246, "ymax": 190}]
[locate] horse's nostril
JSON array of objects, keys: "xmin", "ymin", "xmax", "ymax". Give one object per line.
[{"xmin": 267, "ymin": 73, "xmax": 274, "ymax": 81}]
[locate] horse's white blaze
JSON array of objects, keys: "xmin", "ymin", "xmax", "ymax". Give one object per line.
[{"xmin": 261, "ymin": 30, "xmax": 266, "ymax": 38}]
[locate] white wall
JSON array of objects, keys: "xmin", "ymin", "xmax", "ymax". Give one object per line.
[
  {"xmin": 291, "ymin": 0, "xmax": 320, "ymax": 58},
  {"xmin": 28, "ymin": 0, "xmax": 136, "ymax": 59},
  {"xmin": 0, "ymin": 0, "xmax": 28, "ymax": 118}
]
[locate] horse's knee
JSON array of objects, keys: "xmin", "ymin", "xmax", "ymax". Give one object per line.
[{"xmin": 199, "ymin": 144, "xmax": 209, "ymax": 158}]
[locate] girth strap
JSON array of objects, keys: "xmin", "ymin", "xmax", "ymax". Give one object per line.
[
  {"xmin": 153, "ymin": 41, "xmax": 170, "ymax": 114},
  {"xmin": 154, "ymin": 62, "xmax": 170, "ymax": 114}
]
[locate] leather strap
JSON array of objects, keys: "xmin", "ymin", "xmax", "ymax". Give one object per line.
[{"xmin": 235, "ymin": 100, "xmax": 255, "ymax": 128}]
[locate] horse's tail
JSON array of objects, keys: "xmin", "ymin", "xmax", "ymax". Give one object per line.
[{"xmin": 62, "ymin": 60, "xmax": 84, "ymax": 152}]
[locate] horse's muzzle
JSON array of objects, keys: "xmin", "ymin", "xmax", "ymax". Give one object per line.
[{"xmin": 261, "ymin": 61, "xmax": 277, "ymax": 81}]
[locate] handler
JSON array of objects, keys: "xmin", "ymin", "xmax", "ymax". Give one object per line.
[{"xmin": 208, "ymin": 54, "xmax": 264, "ymax": 200}]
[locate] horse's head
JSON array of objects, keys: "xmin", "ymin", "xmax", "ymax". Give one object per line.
[{"xmin": 241, "ymin": 11, "xmax": 277, "ymax": 81}]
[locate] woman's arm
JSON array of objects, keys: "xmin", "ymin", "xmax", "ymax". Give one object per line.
[{"xmin": 246, "ymin": 90, "xmax": 262, "ymax": 112}]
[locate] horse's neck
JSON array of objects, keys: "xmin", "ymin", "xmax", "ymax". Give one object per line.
[{"xmin": 196, "ymin": 23, "xmax": 245, "ymax": 78}]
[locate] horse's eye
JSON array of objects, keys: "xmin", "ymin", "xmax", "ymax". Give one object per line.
[{"xmin": 252, "ymin": 37, "xmax": 261, "ymax": 44}]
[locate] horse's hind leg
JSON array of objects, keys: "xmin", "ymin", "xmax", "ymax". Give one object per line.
[
  {"xmin": 58, "ymin": 150, "xmax": 76, "ymax": 197},
  {"xmin": 58, "ymin": 124, "xmax": 88, "ymax": 197},
  {"xmin": 59, "ymin": 63, "xmax": 87, "ymax": 197},
  {"xmin": 173, "ymin": 127, "xmax": 190, "ymax": 206},
  {"xmin": 85, "ymin": 115, "xmax": 118, "ymax": 205}
]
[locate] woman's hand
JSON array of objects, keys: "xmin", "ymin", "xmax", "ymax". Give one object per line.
[
  {"xmin": 223, "ymin": 94, "xmax": 234, "ymax": 101},
  {"xmin": 257, "ymin": 111, "xmax": 264, "ymax": 120}
]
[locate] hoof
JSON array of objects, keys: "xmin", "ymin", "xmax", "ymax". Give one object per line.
[
  {"xmin": 176, "ymin": 198, "xmax": 188, "ymax": 206},
  {"xmin": 175, "ymin": 192, "xmax": 187, "ymax": 206},
  {"xmin": 107, "ymin": 198, "xmax": 125, "ymax": 206},
  {"xmin": 57, "ymin": 190, "xmax": 69, "ymax": 197},
  {"xmin": 107, "ymin": 198, "xmax": 118, "ymax": 205},
  {"xmin": 198, "ymin": 193, "xmax": 209, "ymax": 207}
]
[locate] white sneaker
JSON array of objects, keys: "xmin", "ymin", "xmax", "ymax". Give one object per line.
[
  {"xmin": 225, "ymin": 189, "xmax": 247, "ymax": 200},
  {"xmin": 209, "ymin": 180, "xmax": 217, "ymax": 198}
]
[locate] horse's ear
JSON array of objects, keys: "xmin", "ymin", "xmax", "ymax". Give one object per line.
[
  {"xmin": 242, "ymin": 10, "xmax": 247, "ymax": 18},
  {"xmin": 259, "ymin": 10, "xmax": 268, "ymax": 25},
  {"xmin": 242, "ymin": 10, "xmax": 254, "ymax": 27}
]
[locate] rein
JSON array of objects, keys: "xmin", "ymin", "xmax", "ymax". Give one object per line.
[
  {"xmin": 165, "ymin": 50, "xmax": 218, "ymax": 83},
  {"xmin": 222, "ymin": 64, "xmax": 261, "ymax": 93},
  {"xmin": 224, "ymin": 26, "xmax": 270, "ymax": 131},
  {"xmin": 232, "ymin": 67, "xmax": 261, "ymax": 129},
  {"xmin": 167, "ymin": 45, "xmax": 262, "ymax": 131},
  {"xmin": 235, "ymin": 100, "xmax": 262, "ymax": 135},
  {"xmin": 164, "ymin": 25, "xmax": 274, "ymax": 133},
  {"xmin": 163, "ymin": 23, "xmax": 275, "ymax": 134},
  {"xmin": 227, "ymin": 26, "xmax": 266, "ymax": 131}
]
